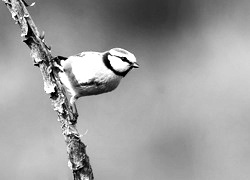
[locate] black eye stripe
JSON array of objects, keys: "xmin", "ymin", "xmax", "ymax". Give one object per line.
[
  {"xmin": 113, "ymin": 55, "xmax": 132, "ymax": 65},
  {"xmin": 103, "ymin": 52, "xmax": 130, "ymax": 77}
]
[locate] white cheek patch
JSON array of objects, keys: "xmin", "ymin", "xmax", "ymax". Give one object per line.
[{"xmin": 108, "ymin": 55, "xmax": 129, "ymax": 72}]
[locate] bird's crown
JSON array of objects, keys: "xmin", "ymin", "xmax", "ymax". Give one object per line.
[{"xmin": 109, "ymin": 48, "xmax": 137, "ymax": 65}]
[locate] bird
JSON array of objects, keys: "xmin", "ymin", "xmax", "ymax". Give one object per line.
[{"xmin": 53, "ymin": 48, "xmax": 139, "ymax": 118}]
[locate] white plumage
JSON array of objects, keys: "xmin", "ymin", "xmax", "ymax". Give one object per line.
[{"xmin": 55, "ymin": 48, "xmax": 138, "ymax": 117}]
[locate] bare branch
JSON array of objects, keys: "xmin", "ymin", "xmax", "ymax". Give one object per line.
[{"xmin": 2, "ymin": 0, "xmax": 94, "ymax": 179}]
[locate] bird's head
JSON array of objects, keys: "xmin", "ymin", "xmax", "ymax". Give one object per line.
[{"xmin": 103, "ymin": 48, "xmax": 139, "ymax": 77}]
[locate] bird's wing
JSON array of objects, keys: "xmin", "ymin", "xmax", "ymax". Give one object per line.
[{"xmin": 61, "ymin": 52, "xmax": 104, "ymax": 84}]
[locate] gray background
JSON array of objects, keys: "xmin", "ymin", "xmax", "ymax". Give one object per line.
[{"xmin": 1, "ymin": 0, "xmax": 250, "ymax": 180}]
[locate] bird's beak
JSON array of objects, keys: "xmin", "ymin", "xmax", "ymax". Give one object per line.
[{"xmin": 132, "ymin": 62, "xmax": 139, "ymax": 68}]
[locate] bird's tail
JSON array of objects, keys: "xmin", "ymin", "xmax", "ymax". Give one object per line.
[
  {"xmin": 52, "ymin": 56, "xmax": 68, "ymax": 66},
  {"xmin": 51, "ymin": 56, "xmax": 68, "ymax": 72}
]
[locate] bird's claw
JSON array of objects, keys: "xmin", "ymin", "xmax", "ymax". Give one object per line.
[
  {"xmin": 73, "ymin": 111, "xmax": 79, "ymax": 119},
  {"xmin": 69, "ymin": 104, "xmax": 78, "ymax": 120}
]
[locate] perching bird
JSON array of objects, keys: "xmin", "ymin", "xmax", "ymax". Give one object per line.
[{"xmin": 54, "ymin": 48, "xmax": 139, "ymax": 117}]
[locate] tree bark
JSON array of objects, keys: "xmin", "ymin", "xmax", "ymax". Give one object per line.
[{"xmin": 2, "ymin": 0, "xmax": 94, "ymax": 179}]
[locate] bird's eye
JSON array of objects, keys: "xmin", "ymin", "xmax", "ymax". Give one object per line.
[
  {"xmin": 113, "ymin": 55, "xmax": 132, "ymax": 65},
  {"xmin": 120, "ymin": 57, "xmax": 131, "ymax": 64},
  {"xmin": 120, "ymin": 57, "xmax": 126, "ymax": 61}
]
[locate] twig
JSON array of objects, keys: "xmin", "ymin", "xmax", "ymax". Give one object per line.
[{"xmin": 2, "ymin": 0, "xmax": 94, "ymax": 179}]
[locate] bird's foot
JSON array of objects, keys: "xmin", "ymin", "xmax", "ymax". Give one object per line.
[{"xmin": 70, "ymin": 103, "xmax": 78, "ymax": 121}]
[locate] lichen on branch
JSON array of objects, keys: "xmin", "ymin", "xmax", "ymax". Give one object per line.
[{"xmin": 2, "ymin": 0, "xmax": 93, "ymax": 179}]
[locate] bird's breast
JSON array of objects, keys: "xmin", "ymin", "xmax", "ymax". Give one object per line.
[{"xmin": 75, "ymin": 72, "xmax": 122, "ymax": 96}]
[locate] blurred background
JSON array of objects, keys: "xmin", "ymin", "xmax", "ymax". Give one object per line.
[{"xmin": 1, "ymin": 0, "xmax": 250, "ymax": 179}]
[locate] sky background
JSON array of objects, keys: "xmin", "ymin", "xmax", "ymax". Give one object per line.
[{"xmin": 1, "ymin": 0, "xmax": 250, "ymax": 180}]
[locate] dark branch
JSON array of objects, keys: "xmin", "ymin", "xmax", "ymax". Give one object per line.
[{"xmin": 2, "ymin": 0, "xmax": 94, "ymax": 179}]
